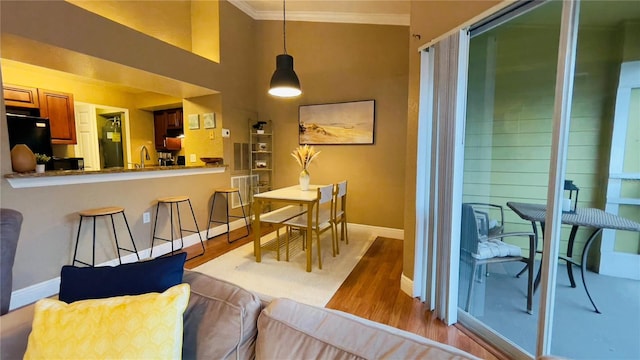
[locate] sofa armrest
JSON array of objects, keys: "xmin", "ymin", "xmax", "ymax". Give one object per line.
[
  {"xmin": 256, "ymin": 298, "xmax": 480, "ymax": 360},
  {"xmin": 0, "ymin": 303, "xmax": 34, "ymax": 359}
]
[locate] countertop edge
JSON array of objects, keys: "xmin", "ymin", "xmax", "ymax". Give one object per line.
[{"xmin": 4, "ymin": 166, "xmax": 227, "ymax": 188}]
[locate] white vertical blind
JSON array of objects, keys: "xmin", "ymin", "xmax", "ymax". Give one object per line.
[{"xmin": 419, "ymin": 29, "xmax": 470, "ymax": 325}]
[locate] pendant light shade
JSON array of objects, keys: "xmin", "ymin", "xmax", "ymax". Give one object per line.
[
  {"xmin": 269, "ymin": 54, "xmax": 301, "ymax": 97},
  {"xmin": 268, "ymin": 0, "xmax": 302, "ymax": 98}
]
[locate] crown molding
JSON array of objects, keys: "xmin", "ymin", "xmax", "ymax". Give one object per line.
[{"xmin": 228, "ymin": 0, "xmax": 409, "ymax": 26}]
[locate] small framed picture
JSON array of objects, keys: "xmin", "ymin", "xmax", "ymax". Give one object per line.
[
  {"xmin": 203, "ymin": 113, "xmax": 216, "ymax": 129},
  {"xmin": 188, "ymin": 114, "xmax": 200, "ymax": 130}
]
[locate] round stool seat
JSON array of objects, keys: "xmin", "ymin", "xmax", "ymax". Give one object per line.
[
  {"xmin": 214, "ymin": 188, "xmax": 239, "ymax": 194},
  {"xmin": 157, "ymin": 195, "xmax": 189, "ymax": 203},
  {"xmin": 79, "ymin": 206, "xmax": 125, "ymax": 217}
]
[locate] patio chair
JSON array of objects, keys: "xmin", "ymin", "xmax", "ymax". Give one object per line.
[{"xmin": 460, "ymin": 203, "xmax": 536, "ymax": 314}]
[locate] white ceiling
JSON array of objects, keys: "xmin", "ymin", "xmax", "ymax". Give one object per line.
[{"xmin": 228, "ymin": 0, "xmax": 411, "ymax": 26}]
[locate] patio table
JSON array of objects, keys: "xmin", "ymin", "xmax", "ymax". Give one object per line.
[{"xmin": 507, "ymin": 202, "xmax": 640, "ymax": 313}]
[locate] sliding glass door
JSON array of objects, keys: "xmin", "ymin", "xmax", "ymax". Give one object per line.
[
  {"xmin": 458, "ymin": 1, "xmax": 562, "ymax": 356},
  {"xmin": 417, "ymin": 0, "xmax": 640, "ymax": 358}
]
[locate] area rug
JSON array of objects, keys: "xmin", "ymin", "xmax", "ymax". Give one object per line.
[{"xmin": 194, "ymin": 226, "xmax": 376, "ymax": 307}]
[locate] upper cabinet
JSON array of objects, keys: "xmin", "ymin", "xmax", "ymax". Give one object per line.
[
  {"xmin": 3, "ymin": 84, "xmax": 77, "ymax": 145},
  {"xmin": 3, "ymin": 84, "xmax": 39, "ymax": 109},
  {"xmin": 153, "ymin": 108, "xmax": 183, "ymax": 150},
  {"xmin": 38, "ymin": 89, "xmax": 77, "ymax": 144},
  {"xmin": 165, "ymin": 108, "xmax": 183, "ymax": 129}
]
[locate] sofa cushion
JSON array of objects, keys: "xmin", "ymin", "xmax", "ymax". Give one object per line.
[
  {"xmin": 24, "ymin": 283, "xmax": 190, "ymax": 360},
  {"xmin": 257, "ymin": 298, "xmax": 481, "ymax": 360},
  {"xmin": 58, "ymin": 252, "xmax": 187, "ymax": 303},
  {"xmin": 182, "ymin": 270, "xmax": 263, "ymax": 360}
]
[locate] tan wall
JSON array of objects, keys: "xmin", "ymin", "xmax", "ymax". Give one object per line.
[
  {"xmin": 0, "ymin": 1, "xmax": 255, "ymax": 290},
  {"xmin": 255, "ymin": 21, "xmax": 409, "ymax": 228},
  {"xmin": 404, "ymin": 1, "xmax": 504, "ymax": 279}
]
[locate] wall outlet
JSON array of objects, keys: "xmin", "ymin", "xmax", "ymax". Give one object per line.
[
  {"xmin": 222, "ymin": 128, "xmax": 230, "ymax": 138},
  {"xmin": 190, "ymin": 154, "xmax": 196, "ymax": 163},
  {"xmin": 143, "ymin": 212, "xmax": 150, "ymax": 224}
]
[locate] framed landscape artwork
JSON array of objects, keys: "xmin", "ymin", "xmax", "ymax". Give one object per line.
[{"xmin": 298, "ymin": 100, "xmax": 375, "ymax": 145}]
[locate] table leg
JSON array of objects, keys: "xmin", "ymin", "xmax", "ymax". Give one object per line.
[
  {"xmin": 306, "ymin": 201, "xmax": 313, "ymax": 272},
  {"xmin": 581, "ymin": 228, "xmax": 603, "ymax": 313},
  {"xmin": 254, "ymin": 199, "xmax": 262, "ymax": 262},
  {"xmin": 566, "ymin": 225, "xmax": 579, "ymax": 288}
]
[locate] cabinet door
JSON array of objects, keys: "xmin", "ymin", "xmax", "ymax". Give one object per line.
[
  {"xmin": 3, "ymin": 84, "xmax": 39, "ymax": 108},
  {"xmin": 154, "ymin": 111, "xmax": 168, "ymax": 150},
  {"xmin": 38, "ymin": 89, "xmax": 77, "ymax": 144},
  {"xmin": 166, "ymin": 108, "xmax": 183, "ymax": 129}
]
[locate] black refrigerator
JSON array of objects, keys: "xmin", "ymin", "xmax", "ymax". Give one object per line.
[{"xmin": 6, "ymin": 114, "xmax": 54, "ymax": 168}]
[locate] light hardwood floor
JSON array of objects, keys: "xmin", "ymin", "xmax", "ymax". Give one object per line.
[{"xmin": 184, "ymin": 226, "xmax": 505, "ymax": 360}]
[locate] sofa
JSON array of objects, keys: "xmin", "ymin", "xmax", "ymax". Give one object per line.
[{"xmin": 0, "ymin": 269, "xmax": 480, "ymax": 359}]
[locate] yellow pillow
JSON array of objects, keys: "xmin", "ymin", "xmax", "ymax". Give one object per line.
[{"xmin": 24, "ymin": 283, "xmax": 190, "ymax": 360}]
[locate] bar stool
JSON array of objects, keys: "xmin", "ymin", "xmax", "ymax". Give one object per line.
[
  {"xmin": 72, "ymin": 206, "xmax": 140, "ymax": 267},
  {"xmin": 150, "ymin": 196, "xmax": 205, "ymax": 259},
  {"xmin": 207, "ymin": 188, "xmax": 250, "ymax": 243}
]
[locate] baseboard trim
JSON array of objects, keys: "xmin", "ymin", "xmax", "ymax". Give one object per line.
[
  {"xmin": 9, "ymin": 220, "xmax": 402, "ymax": 311},
  {"xmin": 400, "ymin": 272, "xmax": 414, "ymax": 297}
]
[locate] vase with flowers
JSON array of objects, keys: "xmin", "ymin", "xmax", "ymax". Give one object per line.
[
  {"xmin": 291, "ymin": 145, "xmax": 320, "ymax": 191},
  {"xmin": 34, "ymin": 153, "xmax": 51, "ymax": 174}
]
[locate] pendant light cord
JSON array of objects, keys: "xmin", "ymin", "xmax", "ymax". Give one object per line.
[{"xmin": 282, "ymin": 0, "xmax": 287, "ymax": 54}]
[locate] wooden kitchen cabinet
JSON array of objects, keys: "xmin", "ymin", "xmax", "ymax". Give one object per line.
[
  {"xmin": 38, "ymin": 89, "xmax": 77, "ymax": 144},
  {"xmin": 154, "ymin": 108, "xmax": 183, "ymax": 150},
  {"xmin": 166, "ymin": 108, "xmax": 183, "ymax": 129},
  {"xmin": 3, "ymin": 84, "xmax": 39, "ymax": 109}
]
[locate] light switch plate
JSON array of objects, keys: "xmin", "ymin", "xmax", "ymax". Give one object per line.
[
  {"xmin": 222, "ymin": 128, "xmax": 230, "ymax": 138},
  {"xmin": 190, "ymin": 154, "xmax": 196, "ymax": 163}
]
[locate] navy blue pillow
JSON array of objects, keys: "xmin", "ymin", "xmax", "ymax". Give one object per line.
[{"xmin": 58, "ymin": 252, "xmax": 187, "ymax": 303}]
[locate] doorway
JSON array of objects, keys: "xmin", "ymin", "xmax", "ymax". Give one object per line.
[{"xmin": 74, "ymin": 102, "xmax": 131, "ymax": 170}]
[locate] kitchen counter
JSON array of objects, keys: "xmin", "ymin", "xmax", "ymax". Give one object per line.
[{"xmin": 4, "ymin": 164, "xmax": 227, "ymax": 188}]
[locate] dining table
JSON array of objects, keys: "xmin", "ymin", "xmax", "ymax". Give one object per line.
[
  {"xmin": 252, "ymin": 185, "xmax": 321, "ymax": 272},
  {"xmin": 507, "ymin": 201, "xmax": 640, "ymax": 313}
]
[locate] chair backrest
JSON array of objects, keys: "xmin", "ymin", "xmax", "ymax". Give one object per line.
[
  {"xmin": 314, "ymin": 184, "xmax": 335, "ymax": 224},
  {"xmin": 465, "ymin": 202, "xmax": 504, "ymax": 237},
  {"xmin": 333, "ymin": 180, "xmax": 347, "ymax": 215},
  {"xmin": 460, "ymin": 204, "xmax": 481, "ymax": 257}
]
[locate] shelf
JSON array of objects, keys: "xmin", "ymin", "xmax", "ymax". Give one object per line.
[{"xmin": 250, "ymin": 120, "xmax": 273, "ymax": 198}]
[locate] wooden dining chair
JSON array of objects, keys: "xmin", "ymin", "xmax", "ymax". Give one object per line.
[
  {"xmin": 331, "ymin": 180, "xmax": 348, "ymax": 255},
  {"xmin": 284, "ymin": 184, "xmax": 336, "ymax": 269}
]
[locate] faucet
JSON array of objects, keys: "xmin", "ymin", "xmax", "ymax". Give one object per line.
[{"xmin": 140, "ymin": 145, "xmax": 150, "ymax": 168}]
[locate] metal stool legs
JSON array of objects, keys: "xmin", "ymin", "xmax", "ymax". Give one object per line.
[
  {"xmin": 72, "ymin": 209, "xmax": 140, "ymax": 267},
  {"xmin": 207, "ymin": 189, "xmax": 250, "ymax": 244},
  {"xmin": 150, "ymin": 197, "xmax": 205, "ymax": 260}
]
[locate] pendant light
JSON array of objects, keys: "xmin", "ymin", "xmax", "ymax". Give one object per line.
[{"xmin": 268, "ymin": 0, "xmax": 302, "ymax": 97}]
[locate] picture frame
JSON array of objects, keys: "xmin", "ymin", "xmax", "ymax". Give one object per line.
[
  {"xmin": 203, "ymin": 113, "xmax": 216, "ymax": 129},
  {"xmin": 298, "ymin": 99, "xmax": 375, "ymax": 145},
  {"xmin": 188, "ymin": 114, "xmax": 200, "ymax": 130}
]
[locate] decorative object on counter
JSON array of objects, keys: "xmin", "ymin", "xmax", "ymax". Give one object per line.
[
  {"xmin": 10, "ymin": 144, "xmax": 36, "ymax": 173},
  {"xmin": 268, "ymin": 0, "xmax": 302, "ymax": 98},
  {"xmin": 291, "ymin": 145, "xmax": 320, "ymax": 191},
  {"xmin": 34, "ymin": 153, "xmax": 51, "ymax": 173},
  {"xmin": 200, "ymin": 157, "xmax": 223, "ymax": 166},
  {"xmin": 252, "ymin": 121, "xmax": 267, "ymax": 134}
]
